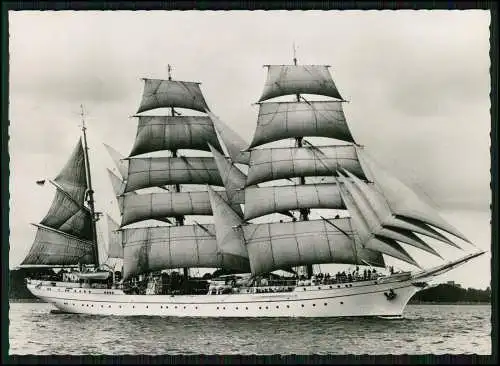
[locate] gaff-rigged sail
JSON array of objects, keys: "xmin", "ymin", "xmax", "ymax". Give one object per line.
[{"xmin": 22, "ymin": 139, "xmax": 96, "ymax": 266}]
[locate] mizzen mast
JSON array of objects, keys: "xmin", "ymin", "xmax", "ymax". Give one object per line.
[{"xmin": 80, "ymin": 104, "xmax": 100, "ymax": 267}]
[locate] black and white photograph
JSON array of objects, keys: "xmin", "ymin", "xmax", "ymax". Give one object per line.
[{"xmin": 7, "ymin": 7, "xmax": 492, "ymax": 357}]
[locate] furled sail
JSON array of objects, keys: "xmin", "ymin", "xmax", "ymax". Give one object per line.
[
  {"xmin": 206, "ymin": 110, "xmax": 250, "ymax": 165},
  {"xmin": 129, "ymin": 116, "xmax": 223, "ymax": 157},
  {"xmin": 122, "ymin": 224, "xmax": 250, "ymax": 280},
  {"xmin": 137, "ymin": 79, "xmax": 210, "ymax": 113},
  {"xmin": 106, "ymin": 214, "xmax": 123, "ymax": 259},
  {"xmin": 356, "ymin": 148, "xmax": 471, "ymax": 243},
  {"xmin": 104, "ymin": 144, "xmax": 128, "ymax": 178},
  {"xmin": 258, "ymin": 65, "xmax": 343, "ymax": 102},
  {"xmin": 250, "ymin": 101, "xmax": 354, "ymax": 148},
  {"xmin": 22, "ymin": 225, "xmax": 95, "ymax": 265},
  {"xmin": 124, "ymin": 156, "xmax": 224, "ymax": 193},
  {"xmin": 209, "ymin": 144, "xmax": 247, "ymax": 204},
  {"xmin": 119, "ymin": 190, "xmax": 242, "ymax": 227},
  {"xmin": 246, "ymin": 145, "xmax": 366, "ymax": 186},
  {"xmin": 242, "ymin": 219, "xmax": 384, "ymax": 275},
  {"xmin": 244, "ymin": 184, "xmax": 344, "ymax": 221}
]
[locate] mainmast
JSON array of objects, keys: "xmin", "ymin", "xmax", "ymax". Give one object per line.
[
  {"xmin": 292, "ymin": 46, "xmax": 312, "ymax": 278},
  {"xmin": 80, "ymin": 105, "xmax": 100, "ymax": 267},
  {"xmin": 167, "ymin": 65, "xmax": 188, "ymax": 278}
]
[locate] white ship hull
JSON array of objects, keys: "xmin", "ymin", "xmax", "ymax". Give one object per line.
[{"xmin": 26, "ymin": 277, "xmax": 421, "ymax": 318}]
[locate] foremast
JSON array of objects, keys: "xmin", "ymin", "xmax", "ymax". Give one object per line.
[{"xmin": 114, "ymin": 65, "xmax": 250, "ymax": 281}]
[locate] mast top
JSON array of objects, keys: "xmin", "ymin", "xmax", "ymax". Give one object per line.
[
  {"xmin": 168, "ymin": 64, "xmax": 172, "ymax": 81},
  {"xmin": 80, "ymin": 104, "xmax": 86, "ymax": 130},
  {"xmin": 293, "ymin": 43, "xmax": 298, "ymax": 66}
]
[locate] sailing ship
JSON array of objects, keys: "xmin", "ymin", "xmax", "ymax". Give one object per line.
[{"xmin": 21, "ymin": 56, "xmax": 485, "ymax": 317}]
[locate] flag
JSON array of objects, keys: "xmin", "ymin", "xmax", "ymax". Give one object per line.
[{"xmin": 36, "ymin": 180, "xmax": 45, "ymax": 186}]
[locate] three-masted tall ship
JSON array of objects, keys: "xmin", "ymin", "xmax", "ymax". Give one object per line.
[{"xmin": 22, "ymin": 57, "xmax": 485, "ymax": 317}]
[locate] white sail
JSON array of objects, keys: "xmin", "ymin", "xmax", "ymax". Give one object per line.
[
  {"xmin": 39, "ymin": 188, "xmax": 92, "ymax": 240},
  {"xmin": 119, "ymin": 190, "xmax": 243, "ymax": 227},
  {"xmin": 356, "ymin": 148, "xmax": 471, "ymax": 243},
  {"xmin": 129, "ymin": 116, "xmax": 223, "ymax": 157},
  {"xmin": 250, "ymin": 101, "xmax": 354, "ymax": 148},
  {"xmin": 246, "ymin": 145, "xmax": 365, "ymax": 186},
  {"xmin": 106, "ymin": 214, "xmax": 123, "ymax": 259},
  {"xmin": 107, "ymin": 169, "xmax": 128, "ymax": 197},
  {"xmin": 22, "ymin": 225, "xmax": 94, "ymax": 266},
  {"xmin": 22, "ymin": 138, "xmax": 97, "ymax": 266},
  {"xmin": 338, "ymin": 171, "xmax": 442, "ymax": 258},
  {"xmin": 242, "ymin": 219, "xmax": 384, "ymax": 275},
  {"xmin": 244, "ymin": 184, "xmax": 344, "ymax": 221},
  {"xmin": 104, "ymin": 144, "xmax": 128, "ymax": 178},
  {"xmin": 207, "ymin": 187, "xmax": 250, "ymax": 271},
  {"xmin": 124, "ymin": 157, "xmax": 223, "ymax": 193},
  {"xmin": 258, "ymin": 65, "xmax": 343, "ymax": 102},
  {"xmin": 342, "ymin": 168, "xmax": 459, "ymax": 248},
  {"xmin": 122, "ymin": 224, "xmax": 250, "ymax": 280},
  {"xmin": 137, "ymin": 79, "xmax": 209, "ymax": 113},
  {"xmin": 53, "ymin": 138, "xmax": 88, "ymax": 201},
  {"xmin": 336, "ymin": 175, "xmax": 420, "ymax": 267},
  {"xmin": 208, "ymin": 144, "xmax": 247, "ymax": 204},
  {"xmin": 206, "ymin": 110, "xmax": 251, "ymax": 165}
]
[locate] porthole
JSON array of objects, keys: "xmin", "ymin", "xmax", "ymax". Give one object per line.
[
  {"xmin": 108, "ymin": 305, "xmax": 111, "ymax": 308},
  {"xmin": 324, "ymin": 303, "xmax": 327, "ymax": 306},
  {"xmin": 301, "ymin": 304, "xmax": 304, "ymax": 307},
  {"xmin": 245, "ymin": 307, "xmax": 248, "ymax": 310},
  {"xmin": 183, "ymin": 306, "xmax": 186, "ymax": 309},
  {"xmin": 303, "ymin": 288, "xmax": 306, "ymax": 291},
  {"xmin": 217, "ymin": 307, "xmax": 219, "ymax": 310},
  {"xmin": 195, "ymin": 306, "xmax": 198, "ymax": 310},
  {"xmin": 223, "ymin": 307, "xmax": 226, "ymax": 310},
  {"xmin": 166, "ymin": 306, "xmax": 169, "ymax": 309},
  {"xmin": 286, "ymin": 305, "xmax": 290, "ymax": 308},
  {"xmin": 161, "ymin": 306, "xmax": 163, "ymax": 309},
  {"xmin": 318, "ymin": 287, "xmax": 321, "ymax": 290},
  {"xmin": 259, "ymin": 306, "xmax": 262, "ymax": 310},
  {"xmin": 265, "ymin": 306, "xmax": 268, "ymax": 309},
  {"xmin": 276, "ymin": 306, "xmax": 279, "ymax": 309},
  {"xmin": 312, "ymin": 304, "xmax": 316, "ymax": 307},
  {"xmin": 146, "ymin": 306, "xmax": 148, "ymax": 309},
  {"xmin": 329, "ymin": 286, "xmax": 333, "ymax": 289},
  {"xmin": 91, "ymin": 305, "xmax": 94, "ymax": 307},
  {"xmin": 119, "ymin": 305, "xmax": 122, "ymax": 308},
  {"xmin": 175, "ymin": 306, "xmax": 178, "ymax": 309},
  {"xmin": 133, "ymin": 306, "xmax": 135, "ymax": 309},
  {"xmin": 340, "ymin": 301, "xmax": 344, "ymax": 305},
  {"xmin": 337, "ymin": 285, "xmax": 340, "ymax": 288},
  {"xmin": 236, "ymin": 307, "xmax": 238, "ymax": 310}
]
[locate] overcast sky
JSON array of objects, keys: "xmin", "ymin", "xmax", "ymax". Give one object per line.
[{"xmin": 8, "ymin": 10, "xmax": 491, "ymax": 288}]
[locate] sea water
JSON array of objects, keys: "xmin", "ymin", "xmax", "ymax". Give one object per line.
[{"xmin": 8, "ymin": 302, "xmax": 491, "ymax": 355}]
